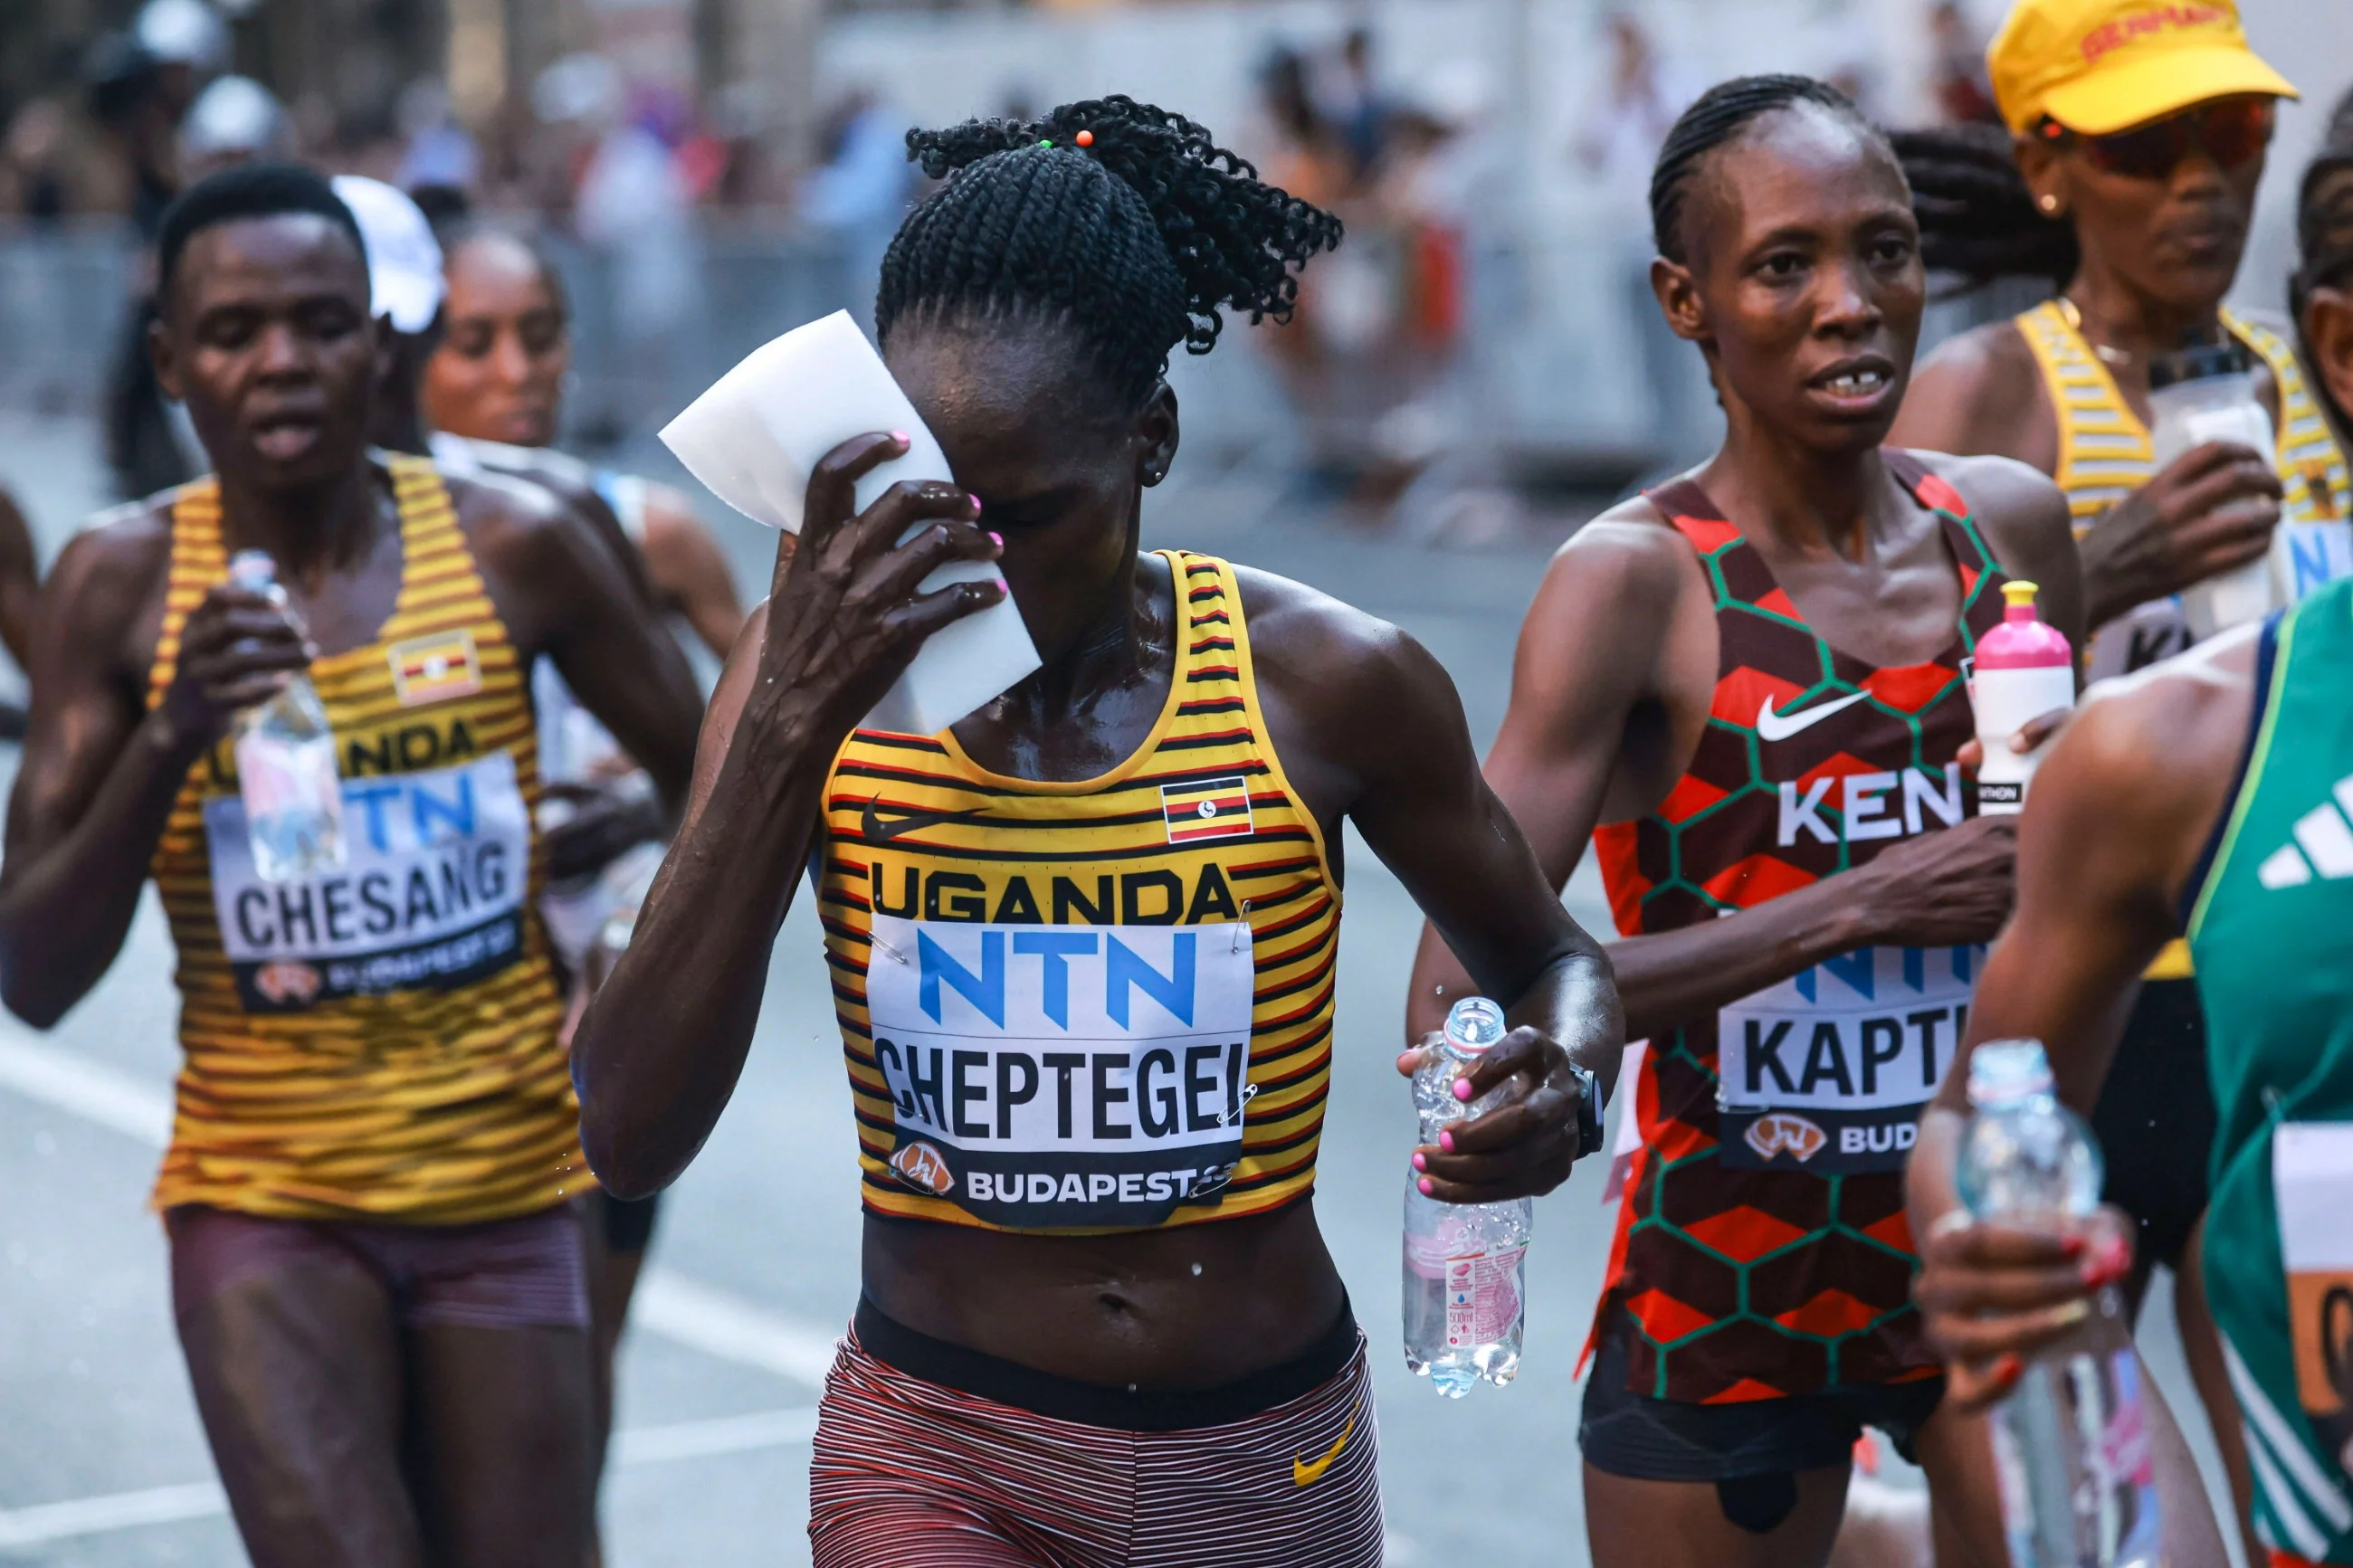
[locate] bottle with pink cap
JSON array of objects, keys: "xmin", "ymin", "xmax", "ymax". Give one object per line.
[{"xmin": 1969, "ymin": 580, "xmax": 2075, "ymax": 815}]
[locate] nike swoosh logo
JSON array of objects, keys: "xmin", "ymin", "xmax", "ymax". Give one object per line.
[
  {"xmin": 1755, "ymin": 689, "xmax": 1870, "ymax": 742},
  {"xmin": 861, "ymin": 797, "xmax": 988, "ymax": 842},
  {"xmin": 1292, "ymin": 1413, "xmax": 1355, "ymax": 1487}
]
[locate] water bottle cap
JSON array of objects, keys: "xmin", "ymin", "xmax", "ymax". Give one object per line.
[
  {"xmin": 2000, "ymin": 580, "xmax": 2039, "ymax": 614},
  {"xmin": 227, "ymin": 549, "xmax": 277, "ymax": 590},
  {"xmin": 1966, "ymin": 1039, "xmax": 2053, "ymax": 1107},
  {"xmin": 1443, "ymin": 996, "xmax": 1508, "ymax": 1055}
]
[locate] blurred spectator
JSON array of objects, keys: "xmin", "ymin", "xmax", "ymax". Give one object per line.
[
  {"xmin": 798, "ymin": 90, "xmax": 911, "ymax": 330},
  {"xmin": 1254, "ymin": 49, "xmax": 1350, "ymax": 207},
  {"xmin": 396, "ymin": 79, "xmax": 480, "ymax": 194},
  {"xmin": 1928, "ymin": 2, "xmax": 2001, "ymax": 127},
  {"xmin": 1575, "ymin": 11, "xmax": 1709, "ymax": 466},
  {"xmin": 1574, "ymin": 11, "xmax": 1700, "ymax": 207},
  {"xmin": 3, "ymin": 101, "xmax": 72, "ymax": 223},
  {"xmin": 178, "ymin": 75, "xmax": 291, "ymax": 185},
  {"xmin": 1316, "ymin": 28, "xmax": 1393, "ymax": 185}
]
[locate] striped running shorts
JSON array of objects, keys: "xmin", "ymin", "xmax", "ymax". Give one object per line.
[{"xmin": 809, "ymin": 1298, "xmax": 1384, "ymax": 1566}]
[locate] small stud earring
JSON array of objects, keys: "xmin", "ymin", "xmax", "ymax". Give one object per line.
[{"xmin": 2039, "ymin": 194, "xmax": 2060, "ymax": 214}]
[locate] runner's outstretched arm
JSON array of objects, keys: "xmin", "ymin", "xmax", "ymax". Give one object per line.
[
  {"xmin": 0, "ymin": 524, "xmax": 308, "ymax": 1026},
  {"xmin": 1910, "ymin": 637, "xmax": 2253, "ymax": 1403},
  {"xmin": 1250, "ymin": 574, "xmax": 1622, "ymax": 1198},
  {"xmin": 573, "ymin": 435, "xmax": 1002, "ymax": 1199}
]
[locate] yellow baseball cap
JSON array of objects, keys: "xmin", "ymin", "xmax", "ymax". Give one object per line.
[{"xmin": 1987, "ymin": 0, "xmax": 2296, "ymax": 135}]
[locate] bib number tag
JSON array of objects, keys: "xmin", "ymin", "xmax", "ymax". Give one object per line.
[
  {"xmin": 2274, "ymin": 1122, "xmax": 2353, "ymax": 1478},
  {"xmin": 864, "ymin": 914, "xmax": 1254, "ymax": 1229},
  {"xmin": 1717, "ymin": 944, "xmax": 1981, "ymax": 1172},
  {"xmin": 201, "ymin": 753, "xmax": 530, "ymax": 1012},
  {"xmin": 2281, "ymin": 521, "xmax": 2353, "ymax": 604}
]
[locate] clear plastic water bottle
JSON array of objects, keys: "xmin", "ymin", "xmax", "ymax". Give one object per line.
[
  {"xmin": 226, "ymin": 551, "xmax": 345, "ymax": 883},
  {"xmin": 1403, "ymin": 996, "xmax": 1533, "ymax": 1397},
  {"xmin": 1958, "ymin": 1040, "xmax": 2158, "ymax": 1568}
]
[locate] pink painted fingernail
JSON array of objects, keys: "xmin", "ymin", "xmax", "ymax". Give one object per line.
[
  {"xmin": 988, "ymin": 531, "xmax": 1003, "ymax": 548},
  {"xmin": 1417, "ymin": 1177, "xmax": 1434, "ymax": 1196},
  {"xmin": 1453, "ymin": 1079, "xmax": 1474, "ymax": 1102},
  {"xmin": 1440, "ymin": 1130, "xmax": 1456, "ymax": 1153},
  {"xmin": 969, "ymin": 494, "xmax": 984, "ymax": 514},
  {"xmin": 889, "ymin": 430, "xmax": 910, "ymax": 444},
  {"xmin": 1412, "ymin": 1153, "xmax": 1427, "ymax": 1172}
]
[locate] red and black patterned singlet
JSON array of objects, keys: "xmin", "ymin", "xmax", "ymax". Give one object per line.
[{"xmin": 1591, "ymin": 451, "xmax": 2010, "ymax": 1403}]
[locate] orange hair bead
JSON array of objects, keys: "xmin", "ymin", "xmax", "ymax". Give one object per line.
[{"xmin": 1075, "ymin": 129, "xmax": 1095, "ymax": 148}]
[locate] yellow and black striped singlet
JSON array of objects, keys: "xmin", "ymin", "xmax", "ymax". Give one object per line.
[
  {"xmin": 148, "ymin": 456, "xmax": 580, "ymax": 1223},
  {"xmin": 2016, "ymin": 299, "xmax": 2350, "ymax": 530},
  {"xmin": 2019, "ymin": 300, "xmax": 2353, "ymax": 980},
  {"xmin": 819, "ymin": 552, "xmax": 1339, "ymax": 1234}
]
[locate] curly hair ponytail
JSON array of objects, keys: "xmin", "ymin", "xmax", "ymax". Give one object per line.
[{"xmin": 877, "ymin": 96, "xmax": 1344, "ymax": 404}]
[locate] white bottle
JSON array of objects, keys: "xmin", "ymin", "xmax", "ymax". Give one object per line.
[
  {"xmin": 1958, "ymin": 1041, "xmax": 2158, "ymax": 1568},
  {"xmin": 1403, "ymin": 996, "xmax": 1533, "ymax": 1397},
  {"xmin": 2148, "ymin": 339, "xmax": 2278, "ymax": 640},
  {"xmin": 1968, "ymin": 580, "xmax": 2075, "ymax": 815},
  {"xmin": 227, "ymin": 551, "xmax": 346, "ymax": 883}
]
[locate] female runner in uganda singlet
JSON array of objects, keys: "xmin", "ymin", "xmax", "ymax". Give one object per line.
[
  {"xmin": 1591, "ymin": 451, "xmax": 2011, "ymax": 1404},
  {"xmin": 147, "ymin": 455, "xmax": 577, "ymax": 1221},
  {"xmin": 574, "ymin": 99, "xmax": 1619, "ymax": 1568},
  {"xmin": 824, "ymin": 552, "xmax": 1334, "ymax": 1231}
]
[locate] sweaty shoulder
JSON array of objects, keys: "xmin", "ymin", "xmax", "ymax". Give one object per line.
[
  {"xmin": 1543, "ymin": 491, "xmax": 1700, "ymax": 608},
  {"xmin": 1916, "ymin": 451, "xmax": 2072, "ymax": 564},
  {"xmin": 1229, "ymin": 563, "xmax": 1460, "ymax": 809},
  {"xmin": 1891, "ymin": 318, "xmax": 2055, "ymax": 469},
  {"xmin": 48, "ymin": 495, "xmax": 176, "ymax": 679}
]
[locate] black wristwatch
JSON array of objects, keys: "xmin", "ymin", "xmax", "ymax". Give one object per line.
[{"xmin": 1567, "ymin": 1061, "xmax": 1603, "ymax": 1160}]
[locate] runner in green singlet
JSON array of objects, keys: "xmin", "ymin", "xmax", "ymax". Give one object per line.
[{"xmin": 1906, "ymin": 145, "xmax": 2353, "ymax": 1565}]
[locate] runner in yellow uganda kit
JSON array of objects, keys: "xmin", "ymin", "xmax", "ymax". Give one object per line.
[
  {"xmin": 0, "ymin": 165, "xmax": 701, "ymax": 1568},
  {"xmin": 148, "ymin": 460, "xmax": 575, "ymax": 1220}
]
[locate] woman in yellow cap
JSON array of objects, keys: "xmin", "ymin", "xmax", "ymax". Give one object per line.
[
  {"xmin": 1888, "ymin": 6, "xmax": 2346, "ymax": 1559},
  {"xmin": 1901, "ymin": 128, "xmax": 2353, "ymax": 1568}
]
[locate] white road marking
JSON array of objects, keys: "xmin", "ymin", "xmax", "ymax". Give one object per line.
[
  {"xmin": 0, "ymin": 1408, "xmax": 819, "ymax": 1548},
  {"xmin": 631, "ymin": 1270, "xmax": 842, "ymax": 1386},
  {"xmin": 0, "ymin": 1028, "xmax": 840, "ymax": 1386},
  {"xmin": 0, "ymin": 1481, "xmax": 227, "ymax": 1550}
]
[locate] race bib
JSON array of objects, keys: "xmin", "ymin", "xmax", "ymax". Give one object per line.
[
  {"xmin": 202, "ymin": 753, "xmax": 529, "ymax": 1012},
  {"xmin": 864, "ymin": 914, "xmax": 1255, "ymax": 1229},
  {"xmin": 1717, "ymin": 944, "xmax": 1982, "ymax": 1172},
  {"xmin": 2274, "ymin": 1122, "xmax": 2353, "ymax": 1478}
]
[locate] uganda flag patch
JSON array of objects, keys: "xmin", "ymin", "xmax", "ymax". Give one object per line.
[
  {"xmin": 386, "ymin": 629, "xmax": 483, "ymax": 707},
  {"xmin": 1161, "ymin": 774, "xmax": 1253, "ymax": 844}
]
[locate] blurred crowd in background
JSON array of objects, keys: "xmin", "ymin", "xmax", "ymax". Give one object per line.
[{"xmin": 0, "ymin": 0, "xmax": 2343, "ymax": 534}]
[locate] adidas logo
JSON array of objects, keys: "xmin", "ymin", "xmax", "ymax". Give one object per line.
[{"xmin": 2256, "ymin": 774, "xmax": 2353, "ymax": 889}]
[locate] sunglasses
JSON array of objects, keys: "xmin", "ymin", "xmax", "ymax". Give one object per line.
[{"xmin": 2037, "ymin": 98, "xmax": 2276, "ymax": 180}]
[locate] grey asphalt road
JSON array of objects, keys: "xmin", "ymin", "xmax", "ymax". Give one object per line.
[{"xmin": 0, "ymin": 410, "xmax": 2230, "ymax": 1567}]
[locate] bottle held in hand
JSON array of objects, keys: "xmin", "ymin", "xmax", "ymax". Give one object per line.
[
  {"xmin": 1403, "ymin": 996, "xmax": 1533, "ymax": 1397},
  {"xmin": 2148, "ymin": 338, "xmax": 2278, "ymax": 638},
  {"xmin": 1958, "ymin": 1041, "xmax": 2158, "ymax": 1568},
  {"xmin": 227, "ymin": 551, "xmax": 345, "ymax": 884},
  {"xmin": 1969, "ymin": 580, "xmax": 2074, "ymax": 815}
]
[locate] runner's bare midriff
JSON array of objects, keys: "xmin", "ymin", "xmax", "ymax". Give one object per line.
[{"xmin": 862, "ymin": 1202, "xmax": 1345, "ymax": 1389}]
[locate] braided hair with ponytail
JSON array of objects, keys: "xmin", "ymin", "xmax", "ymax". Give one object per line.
[
  {"xmin": 876, "ymin": 97, "xmax": 1342, "ymax": 407},
  {"xmin": 1891, "ymin": 123, "xmax": 2080, "ymax": 293}
]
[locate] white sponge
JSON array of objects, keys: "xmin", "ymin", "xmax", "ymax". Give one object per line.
[{"xmin": 662, "ymin": 311, "xmax": 1040, "ymax": 736}]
